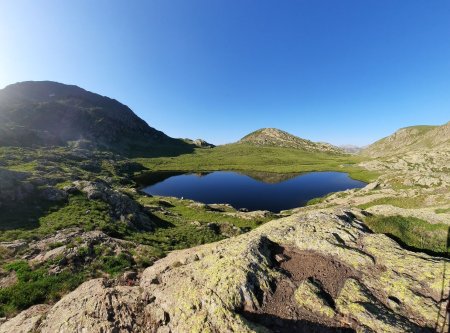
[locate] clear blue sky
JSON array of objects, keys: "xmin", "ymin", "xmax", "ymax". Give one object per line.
[{"xmin": 1, "ymin": 1, "xmax": 449, "ymax": 146}]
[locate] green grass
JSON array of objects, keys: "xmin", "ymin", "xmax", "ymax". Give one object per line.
[
  {"xmin": 130, "ymin": 195, "xmax": 273, "ymax": 252},
  {"xmin": 0, "ymin": 193, "xmax": 125, "ymax": 241},
  {"xmin": 97, "ymin": 253, "xmax": 134, "ymax": 276},
  {"xmin": 306, "ymin": 192, "xmax": 335, "ymax": 206},
  {"xmin": 0, "ymin": 196, "xmax": 63, "ymax": 231},
  {"xmin": 435, "ymin": 207, "xmax": 450, "ymax": 214},
  {"xmin": 364, "ymin": 215, "xmax": 448, "ymax": 256},
  {"xmin": 38, "ymin": 194, "xmax": 115, "ymax": 233},
  {"xmin": 7, "ymin": 161, "xmax": 38, "ymax": 172},
  {"xmin": 0, "ymin": 188, "xmax": 272, "ymax": 251},
  {"xmin": 0, "ymin": 261, "xmax": 85, "ymax": 317},
  {"xmin": 0, "ymin": 192, "xmax": 273, "ymax": 316},
  {"xmin": 135, "ymin": 144, "xmax": 378, "ymax": 183},
  {"xmin": 358, "ymin": 196, "xmax": 426, "ymax": 210}
]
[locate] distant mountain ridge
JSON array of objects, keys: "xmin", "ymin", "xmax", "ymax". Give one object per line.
[
  {"xmin": 239, "ymin": 128, "xmax": 344, "ymax": 154},
  {"xmin": 340, "ymin": 144, "xmax": 364, "ymax": 154},
  {"xmin": 0, "ymin": 81, "xmax": 191, "ymax": 156},
  {"xmin": 361, "ymin": 122, "xmax": 450, "ymax": 158}
]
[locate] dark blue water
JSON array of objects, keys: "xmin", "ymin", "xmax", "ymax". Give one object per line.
[{"xmin": 142, "ymin": 171, "xmax": 366, "ymax": 212}]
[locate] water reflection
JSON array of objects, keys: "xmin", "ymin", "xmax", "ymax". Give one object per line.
[{"xmin": 141, "ymin": 171, "xmax": 366, "ymax": 212}]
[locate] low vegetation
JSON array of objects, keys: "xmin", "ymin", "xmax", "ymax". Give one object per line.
[
  {"xmin": 0, "ymin": 192, "xmax": 272, "ymax": 317},
  {"xmin": 130, "ymin": 195, "xmax": 272, "ymax": 253},
  {"xmin": 357, "ymin": 196, "xmax": 427, "ymax": 210},
  {"xmin": 435, "ymin": 207, "xmax": 450, "ymax": 214},
  {"xmin": 363, "ymin": 215, "xmax": 448, "ymax": 257},
  {"xmin": 135, "ymin": 144, "xmax": 379, "ymax": 183},
  {"xmin": 0, "ymin": 146, "xmax": 277, "ymax": 317},
  {"xmin": 0, "ymin": 134, "xmax": 446, "ymax": 321},
  {"xmin": 0, "ymin": 194, "xmax": 115, "ymax": 242},
  {"xmin": 0, "ymin": 261, "xmax": 85, "ymax": 317}
]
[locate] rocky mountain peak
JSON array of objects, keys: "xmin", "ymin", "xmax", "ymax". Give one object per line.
[
  {"xmin": 0, "ymin": 81, "xmax": 189, "ymax": 155},
  {"xmin": 239, "ymin": 128, "xmax": 344, "ymax": 153}
]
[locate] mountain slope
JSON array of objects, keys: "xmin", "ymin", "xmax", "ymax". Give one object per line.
[
  {"xmin": 362, "ymin": 122, "xmax": 450, "ymax": 158},
  {"xmin": 0, "ymin": 81, "xmax": 191, "ymax": 156},
  {"xmin": 239, "ymin": 128, "xmax": 344, "ymax": 154}
]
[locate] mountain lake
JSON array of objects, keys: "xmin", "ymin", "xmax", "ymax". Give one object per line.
[{"xmin": 141, "ymin": 171, "xmax": 366, "ymax": 212}]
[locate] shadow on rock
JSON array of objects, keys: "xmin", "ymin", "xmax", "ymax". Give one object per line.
[{"xmin": 240, "ymin": 312, "xmax": 356, "ymax": 333}]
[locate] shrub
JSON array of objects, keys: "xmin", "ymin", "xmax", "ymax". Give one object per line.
[{"xmin": 99, "ymin": 253, "xmax": 133, "ymax": 276}]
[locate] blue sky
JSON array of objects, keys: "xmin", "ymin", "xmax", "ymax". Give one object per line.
[{"xmin": 1, "ymin": 1, "xmax": 449, "ymax": 146}]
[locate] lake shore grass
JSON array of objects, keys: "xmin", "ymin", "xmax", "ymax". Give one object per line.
[
  {"xmin": 363, "ymin": 215, "xmax": 449, "ymax": 257},
  {"xmin": 135, "ymin": 144, "xmax": 378, "ymax": 183}
]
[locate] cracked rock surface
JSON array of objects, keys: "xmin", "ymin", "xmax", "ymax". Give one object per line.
[{"xmin": 2, "ymin": 208, "xmax": 448, "ymax": 332}]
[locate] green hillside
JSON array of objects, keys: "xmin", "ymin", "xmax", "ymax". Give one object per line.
[{"xmin": 362, "ymin": 122, "xmax": 450, "ymax": 158}]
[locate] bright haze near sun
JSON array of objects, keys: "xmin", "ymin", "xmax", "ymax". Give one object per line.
[{"xmin": 1, "ymin": 1, "xmax": 449, "ymax": 146}]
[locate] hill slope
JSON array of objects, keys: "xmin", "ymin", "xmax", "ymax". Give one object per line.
[
  {"xmin": 0, "ymin": 81, "xmax": 191, "ymax": 156},
  {"xmin": 362, "ymin": 122, "xmax": 450, "ymax": 158},
  {"xmin": 239, "ymin": 128, "xmax": 344, "ymax": 154}
]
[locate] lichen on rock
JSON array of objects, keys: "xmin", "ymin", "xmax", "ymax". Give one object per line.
[{"xmin": 2, "ymin": 208, "xmax": 447, "ymax": 332}]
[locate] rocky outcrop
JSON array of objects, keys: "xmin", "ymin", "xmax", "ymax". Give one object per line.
[
  {"xmin": 73, "ymin": 180, "xmax": 154, "ymax": 231},
  {"xmin": 184, "ymin": 138, "xmax": 215, "ymax": 148},
  {"xmin": 23, "ymin": 228, "xmax": 135, "ymax": 264},
  {"xmin": 0, "ymin": 228, "xmax": 153, "ymax": 283},
  {"xmin": 38, "ymin": 279, "xmax": 146, "ymax": 333},
  {"xmin": 0, "ymin": 304, "xmax": 50, "ymax": 333},
  {"xmin": 308, "ymin": 147, "xmax": 450, "ymax": 213},
  {"xmin": 3, "ymin": 208, "xmax": 447, "ymax": 332}
]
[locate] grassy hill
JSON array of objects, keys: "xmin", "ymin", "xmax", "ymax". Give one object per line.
[
  {"xmin": 362, "ymin": 122, "xmax": 450, "ymax": 158},
  {"xmin": 239, "ymin": 128, "xmax": 344, "ymax": 153}
]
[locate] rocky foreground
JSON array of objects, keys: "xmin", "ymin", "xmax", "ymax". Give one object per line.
[
  {"xmin": 1, "ymin": 207, "xmax": 448, "ymax": 333},
  {"xmin": 1, "ymin": 146, "xmax": 449, "ymax": 332}
]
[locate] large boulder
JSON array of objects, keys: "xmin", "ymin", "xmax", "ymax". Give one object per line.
[
  {"xmin": 26, "ymin": 228, "xmax": 136, "ymax": 266},
  {"xmin": 2, "ymin": 208, "xmax": 447, "ymax": 332},
  {"xmin": 73, "ymin": 180, "xmax": 154, "ymax": 231},
  {"xmin": 38, "ymin": 279, "xmax": 146, "ymax": 333},
  {"xmin": 0, "ymin": 305, "xmax": 50, "ymax": 333}
]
